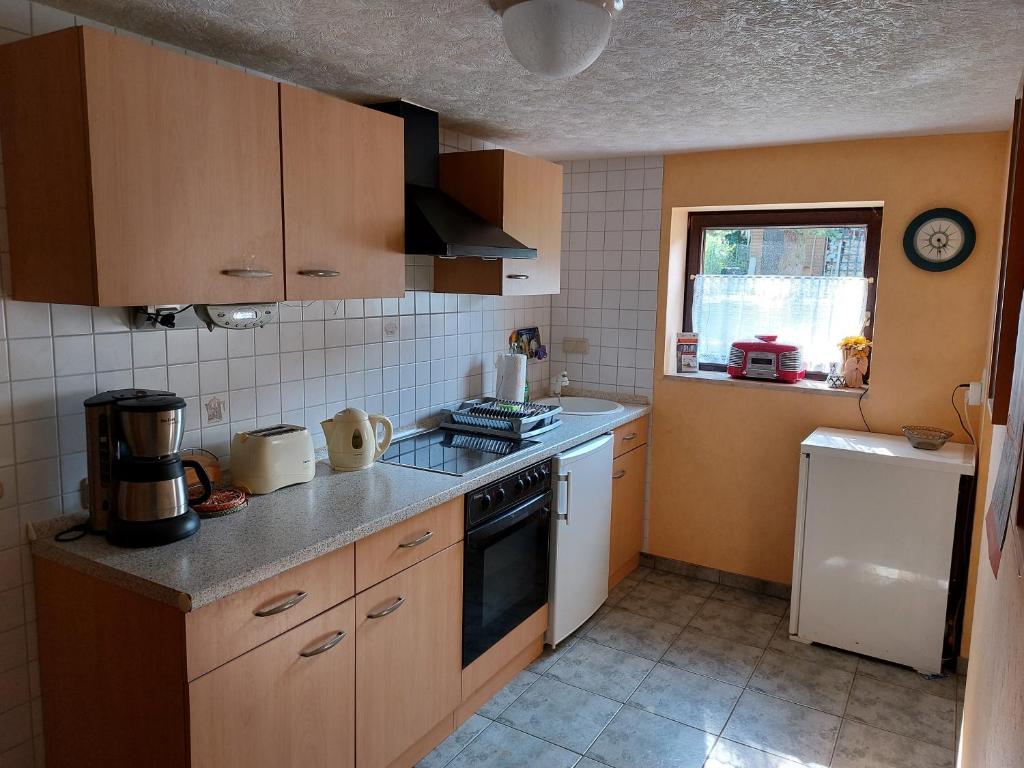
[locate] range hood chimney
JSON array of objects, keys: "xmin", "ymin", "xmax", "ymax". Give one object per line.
[{"xmin": 371, "ymin": 101, "xmax": 537, "ymax": 260}]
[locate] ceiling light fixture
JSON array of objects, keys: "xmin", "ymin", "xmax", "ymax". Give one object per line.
[{"xmin": 489, "ymin": 0, "xmax": 623, "ymax": 79}]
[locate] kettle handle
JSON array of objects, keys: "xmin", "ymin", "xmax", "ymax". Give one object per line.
[
  {"xmin": 369, "ymin": 415, "xmax": 393, "ymax": 461},
  {"xmin": 183, "ymin": 459, "xmax": 214, "ymax": 506}
]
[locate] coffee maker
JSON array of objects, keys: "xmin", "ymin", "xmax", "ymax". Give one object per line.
[{"xmin": 85, "ymin": 389, "xmax": 211, "ymax": 547}]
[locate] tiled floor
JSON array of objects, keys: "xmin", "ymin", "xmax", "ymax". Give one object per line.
[{"xmin": 418, "ymin": 566, "xmax": 963, "ymax": 768}]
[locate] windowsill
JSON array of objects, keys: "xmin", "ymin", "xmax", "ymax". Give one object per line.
[{"xmin": 662, "ymin": 370, "xmax": 866, "ymax": 397}]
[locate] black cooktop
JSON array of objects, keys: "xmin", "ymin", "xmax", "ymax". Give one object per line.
[{"xmin": 380, "ymin": 429, "xmax": 538, "ymax": 476}]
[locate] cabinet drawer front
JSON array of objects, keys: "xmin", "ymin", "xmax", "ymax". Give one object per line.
[
  {"xmin": 185, "ymin": 544, "xmax": 354, "ymax": 680},
  {"xmin": 613, "ymin": 415, "xmax": 649, "ymax": 457},
  {"xmin": 354, "ymin": 498, "xmax": 463, "ymax": 593},
  {"xmin": 190, "ymin": 598, "xmax": 355, "ymax": 768},
  {"xmin": 356, "ymin": 543, "xmax": 463, "ymax": 768},
  {"xmin": 610, "ymin": 446, "xmax": 647, "ymax": 582}
]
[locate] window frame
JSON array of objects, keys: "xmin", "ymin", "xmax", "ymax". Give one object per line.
[
  {"xmin": 683, "ymin": 207, "xmax": 882, "ymax": 380},
  {"xmin": 989, "ymin": 89, "xmax": 1023, "ymax": 426}
]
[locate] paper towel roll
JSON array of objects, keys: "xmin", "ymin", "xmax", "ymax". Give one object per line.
[{"xmin": 496, "ymin": 353, "xmax": 527, "ymax": 402}]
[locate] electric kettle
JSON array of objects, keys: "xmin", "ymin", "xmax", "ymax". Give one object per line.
[{"xmin": 321, "ymin": 408, "xmax": 393, "ymax": 472}]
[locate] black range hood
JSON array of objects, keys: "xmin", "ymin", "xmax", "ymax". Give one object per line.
[{"xmin": 371, "ymin": 101, "xmax": 537, "ymax": 260}]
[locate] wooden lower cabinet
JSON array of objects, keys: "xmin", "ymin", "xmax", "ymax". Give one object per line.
[
  {"xmin": 609, "ymin": 445, "xmax": 648, "ymax": 588},
  {"xmin": 189, "ymin": 599, "xmax": 356, "ymax": 768},
  {"xmin": 34, "ymin": 500, "xmax": 501, "ymax": 768},
  {"xmin": 356, "ymin": 543, "xmax": 463, "ymax": 768}
]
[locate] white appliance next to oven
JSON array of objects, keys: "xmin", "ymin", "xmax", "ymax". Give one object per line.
[{"xmin": 546, "ymin": 433, "xmax": 614, "ymax": 646}]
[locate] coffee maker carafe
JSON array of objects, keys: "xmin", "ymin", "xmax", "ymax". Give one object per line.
[{"xmin": 85, "ymin": 389, "xmax": 211, "ymax": 547}]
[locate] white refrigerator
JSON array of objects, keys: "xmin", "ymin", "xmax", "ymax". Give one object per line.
[
  {"xmin": 546, "ymin": 433, "xmax": 614, "ymax": 646},
  {"xmin": 791, "ymin": 427, "xmax": 975, "ymax": 673}
]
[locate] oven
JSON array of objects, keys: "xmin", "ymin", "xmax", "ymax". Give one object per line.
[{"xmin": 462, "ymin": 459, "xmax": 552, "ymax": 668}]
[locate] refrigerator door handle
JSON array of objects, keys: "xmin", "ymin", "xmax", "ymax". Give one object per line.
[{"xmin": 555, "ymin": 471, "xmax": 572, "ymax": 524}]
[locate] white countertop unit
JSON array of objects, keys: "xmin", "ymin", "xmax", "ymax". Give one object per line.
[{"xmin": 801, "ymin": 427, "xmax": 975, "ymax": 476}]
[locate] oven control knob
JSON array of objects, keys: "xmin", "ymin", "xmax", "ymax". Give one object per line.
[
  {"xmin": 494, "ymin": 488, "xmax": 506, "ymax": 504},
  {"xmin": 527, "ymin": 471, "xmax": 538, "ymax": 487},
  {"xmin": 539, "ymin": 466, "xmax": 550, "ymax": 480},
  {"xmin": 515, "ymin": 478, "xmax": 525, "ymax": 493},
  {"xmin": 479, "ymin": 493, "xmax": 492, "ymax": 510}
]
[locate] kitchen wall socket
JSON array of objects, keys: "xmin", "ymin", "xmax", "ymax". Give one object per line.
[
  {"xmin": 968, "ymin": 381, "xmax": 983, "ymax": 406},
  {"xmin": 562, "ymin": 337, "xmax": 590, "ymax": 354}
]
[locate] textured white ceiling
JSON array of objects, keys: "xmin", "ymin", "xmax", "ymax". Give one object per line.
[{"xmin": 46, "ymin": 0, "xmax": 1024, "ymax": 158}]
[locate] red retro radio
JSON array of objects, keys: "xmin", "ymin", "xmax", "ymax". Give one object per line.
[{"xmin": 726, "ymin": 335, "xmax": 805, "ymax": 383}]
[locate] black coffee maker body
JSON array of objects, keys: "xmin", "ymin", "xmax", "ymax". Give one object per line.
[{"xmin": 84, "ymin": 389, "xmax": 211, "ymax": 547}]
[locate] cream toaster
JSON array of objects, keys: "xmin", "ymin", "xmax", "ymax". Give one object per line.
[{"xmin": 230, "ymin": 424, "xmax": 315, "ymax": 494}]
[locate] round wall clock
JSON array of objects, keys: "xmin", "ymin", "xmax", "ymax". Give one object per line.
[{"xmin": 903, "ymin": 208, "xmax": 976, "ymax": 272}]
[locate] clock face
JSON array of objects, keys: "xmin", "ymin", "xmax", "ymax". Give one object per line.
[
  {"xmin": 903, "ymin": 208, "xmax": 976, "ymax": 272},
  {"xmin": 913, "ymin": 217, "xmax": 966, "ymax": 263}
]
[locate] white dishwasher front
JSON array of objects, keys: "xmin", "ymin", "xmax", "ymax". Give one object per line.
[{"xmin": 546, "ymin": 433, "xmax": 614, "ymax": 646}]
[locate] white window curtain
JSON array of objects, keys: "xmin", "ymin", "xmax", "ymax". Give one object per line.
[{"xmin": 691, "ymin": 275, "xmax": 869, "ymax": 372}]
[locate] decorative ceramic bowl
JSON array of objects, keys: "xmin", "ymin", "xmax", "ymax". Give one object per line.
[{"xmin": 901, "ymin": 425, "xmax": 953, "ymax": 450}]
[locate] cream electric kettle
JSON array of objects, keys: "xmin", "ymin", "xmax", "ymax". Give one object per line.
[{"xmin": 321, "ymin": 408, "xmax": 393, "ymax": 472}]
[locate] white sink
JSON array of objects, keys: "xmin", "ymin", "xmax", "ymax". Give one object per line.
[{"xmin": 536, "ymin": 396, "xmax": 624, "ymax": 416}]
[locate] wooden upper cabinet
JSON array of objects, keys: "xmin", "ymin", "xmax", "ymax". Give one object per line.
[
  {"xmin": 280, "ymin": 85, "xmax": 405, "ymax": 301},
  {"xmin": 0, "ymin": 26, "xmax": 284, "ymax": 306},
  {"xmin": 435, "ymin": 149, "xmax": 562, "ymax": 296}
]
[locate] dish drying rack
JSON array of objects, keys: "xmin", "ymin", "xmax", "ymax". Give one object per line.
[{"xmin": 440, "ymin": 398, "xmax": 562, "ymax": 440}]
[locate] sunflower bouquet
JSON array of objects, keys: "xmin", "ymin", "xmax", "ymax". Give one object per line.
[{"xmin": 839, "ymin": 335, "xmax": 872, "ymax": 359}]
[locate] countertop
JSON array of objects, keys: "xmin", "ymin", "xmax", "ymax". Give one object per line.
[
  {"xmin": 802, "ymin": 427, "xmax": 975, "ymax": 475},
  {"xmin": 30, "ymin": 403, "xmax": 649, "ymax": 611}
]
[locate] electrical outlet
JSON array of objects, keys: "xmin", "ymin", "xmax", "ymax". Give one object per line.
[
  {"xmin": 968, "ymin": 381, "xmax": 983, "ymax": 406},
  {"xmin": 562, "ymin": 337, "xmax": 590, "ymax": 354}
]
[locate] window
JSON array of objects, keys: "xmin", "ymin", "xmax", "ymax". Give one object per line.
[{"xmin": 683, "ymin": 208, "xmax": 881, "ymax": 378}]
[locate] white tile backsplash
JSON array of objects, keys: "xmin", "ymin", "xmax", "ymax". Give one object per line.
[
  {"xmin": 0, "ymin": 1, "xmax": 553, "ymax": 761},
  {"xmin": 550, "ymin": 155, "xmax": 662, "ymax": 399}
]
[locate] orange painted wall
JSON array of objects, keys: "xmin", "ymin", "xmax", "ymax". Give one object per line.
[
  {"xmin": 957, "ymin": 128, "xmax": 1024, "ymax": 767},
  {"xmin": 650, "ymin": 133, "xmax": 1008, "ymax": 584},
  {"xmin": 958, "ymin": 410, "xmax": 1024, "ymax": 765}
]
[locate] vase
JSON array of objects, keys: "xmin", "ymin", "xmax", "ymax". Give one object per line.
[
  {"xmin": 826, "ymin": 362, "xmax": 845, "ymax": 389},
  {"xmin": 842, "ymin": 351, "xmax": 868, "ymax": 388}
]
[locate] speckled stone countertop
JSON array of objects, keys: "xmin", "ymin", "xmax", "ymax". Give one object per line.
[{"xmin": 31, "ymin": 403, "xmax": 649, "ymax": 611}]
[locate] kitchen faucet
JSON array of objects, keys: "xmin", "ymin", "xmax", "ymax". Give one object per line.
[{"xmin": 552, "ymin": 371, "xmax": 570, "ymax": 401}]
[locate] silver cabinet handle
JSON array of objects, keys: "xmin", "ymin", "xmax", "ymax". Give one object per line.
[
  {"xmin": 298, "ymin": 269, "xmax": 341, "ymax": 278},
  {"xmin": 223, "ymin": 268, "xmax": 274, "ymax": 278},
  {"xmin": 366, "ymin": 595, "xmax": 406, "ymax": 619},
  {"xmin": 506, "ymin": 274, "xmax": 530, "ymax": 280},
  {"xmin": 622, "ymin": 432, "xmax": 638, "ymax": 441},
  {"xmin": 397, "ymin": 531, "xmax": 433, "ymax": 549},
  {"xmin": 253, "ymin": 591, "xmax": 307, "ymax": 617},
  {"xmin": 612, "ymin": 470, "xmax": 626, "ymax": 480},
  {"xmin": 299, "ymin": 630, "xmax": 347, "ymax": 658}
]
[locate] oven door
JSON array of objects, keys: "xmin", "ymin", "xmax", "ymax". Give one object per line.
[{"xmin": 463, "ymin": 490, "xmax": 551, "ymax": 668}]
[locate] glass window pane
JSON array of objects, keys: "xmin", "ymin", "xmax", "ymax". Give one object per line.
[
  {"xmin": 691, "ymin": 275, "xmax": 868, "ymax": 372},
  {"xmin": 702, "ymin": 225, "xmax": 868, "ymax": 278}
]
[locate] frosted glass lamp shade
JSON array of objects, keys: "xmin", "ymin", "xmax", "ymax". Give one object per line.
[{"xmin": 497, "ymin": 0, "xmax": 618, "ymax": 78}]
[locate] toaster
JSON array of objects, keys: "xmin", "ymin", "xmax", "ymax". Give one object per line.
[
  {"xmin": 726, "ymin": 335, "xmax": 806, "ymax": 383},
  {"xmin": 230, "ymin": 425, "xmax": 315, "ymax": 494}
]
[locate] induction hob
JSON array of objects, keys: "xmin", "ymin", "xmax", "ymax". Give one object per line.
[{"xmin": 380, "ymin": 429, "xmax": 538, "ymax": 476}]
